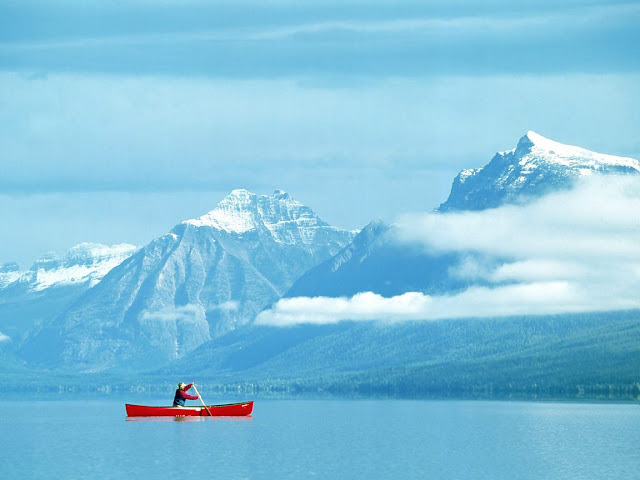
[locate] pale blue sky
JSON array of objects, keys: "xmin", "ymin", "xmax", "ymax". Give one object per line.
[{"xmin": 1, "ymin": 0, "xmax": 639, "ymax": 267}]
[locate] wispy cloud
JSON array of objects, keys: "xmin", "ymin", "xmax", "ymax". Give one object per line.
[
  {"xmin": 208, "ymin": 300, "xmax": 239, "ymax": 312},
  {"xmin": 2, "ymin": 2, "xmax": 636, "ymax": 48},
  {"xmin": 1, "ymin": 2, "xmax": 637, "ymax": 77},
  {"xmin": 257, "ymin": 176, "xmax": 640, "ymax": 326},
  {"xmin": 140, "ymin": 304, "xmax": 205, "ymax": 323},
  {"xmin": 225, "ymin": 3, "xmax": 640, "ymax": 41},
  {"xmin": 140, "ymin": 301, "xmax": 239, "ymax": 323},
  {"xmin": 0, "ymin": 331, "xmax": 11, "ymax": 343}
]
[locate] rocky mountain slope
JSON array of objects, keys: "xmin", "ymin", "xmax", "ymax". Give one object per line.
[
  {"xmin": 438, "ymin": 131, "xmax": 640, "ymax": 212},
  {"xmin": 285, "ymin": 219, "xmax": 475, "ymax": 298},
  {"xmin": 0, "ymin": 243, "xmax": 136, "ymax": 347},
  {"xmin": 283, "ymin": 132, "xmax": 640, "ymax": 299},
  {"xmin": 23, "ymin": 190, "xmax": 355, "ymax": 372}
]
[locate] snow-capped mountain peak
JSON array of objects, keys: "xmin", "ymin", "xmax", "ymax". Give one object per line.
[
  {"xmin": 273, "ymin": 189, "xmax": 290, "ymax": 199},
  {"xmin": 184, "ymin": 189, "xmax": 260, "ymax": 233},
  {"xmin": 28, "ymin": 189, "xmax": 355, "ymax": 371},
  {"xmin": 183, "ymin": 189, "xmax": 333, "ymax": 244},
  {"xmin": 439, "ymin": 131, "xmax": 640, "ymax": 212},
  {"xmin": 514, "ymin": 131, "xmax": 640, "ymax": 172}
]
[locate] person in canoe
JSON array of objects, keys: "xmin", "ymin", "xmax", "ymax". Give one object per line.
[{"xmin": 173, "ymin": 382, "xmax": 199, "ymax": 407}]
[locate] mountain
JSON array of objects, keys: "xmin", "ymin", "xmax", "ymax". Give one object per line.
[
  {"xmin": 0, "ymin": 243, "xmax": 136, "ymax": 293},
  {"xmin": 0, "ymin": 243, "xmax": 136, "ymax": 347},
  {"xmin": 438, "ymin": 131, "xmax": 640, "ymax": 212},
  {"xmin": 285, "ymin": 219, "xmax": 476, "ymax": 298},
  {"xmin": 175, "ymin": 133, "xmax": 640, "ymax": 399},
  {"xmin": 159, "ymin": 310, "xmax": 640, "ymax": 401},
  {"xmin": 23, "ymin": 190, "xmax": 355, "ymax": 372},
  {"xmin": 283, "ymin": 131, "xmax": 640, "ymax": 300}
]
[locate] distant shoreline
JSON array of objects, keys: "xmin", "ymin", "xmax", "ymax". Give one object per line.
[{"xmin": 5, "ymin": 373, "xmax": 639, "ymax": 404}]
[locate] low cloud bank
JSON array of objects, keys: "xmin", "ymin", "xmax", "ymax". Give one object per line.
[
  {"xmin": 257, "ymin": 176, "xmax": 640, "ymax": 326},
  {"xmin": 396, "ymin": 175, "xmax": 640, "ymax": 262}
]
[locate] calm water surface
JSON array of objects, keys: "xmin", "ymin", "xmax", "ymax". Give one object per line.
[{"xmin": 1, "ymin": 399, "xmax": 639, "ymax": 479}]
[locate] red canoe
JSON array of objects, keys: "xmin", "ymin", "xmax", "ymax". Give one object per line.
[{"xmin": 126, "ymin": 401, "xmax": 253, "ymax": 417}]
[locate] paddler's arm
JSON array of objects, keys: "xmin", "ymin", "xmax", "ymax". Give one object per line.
[{"xmin": 178, "ymin": 388, "xmax": 199, "ymax": 401}]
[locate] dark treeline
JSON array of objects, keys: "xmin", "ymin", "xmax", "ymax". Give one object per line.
[{"xmin": 4, "ymin": 310, "xmax": 640, "ymax": 402}]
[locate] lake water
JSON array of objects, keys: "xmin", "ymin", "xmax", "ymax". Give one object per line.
[{"xmin": 1, "ymin": 399, "xmax": 639, "ymax": 479}]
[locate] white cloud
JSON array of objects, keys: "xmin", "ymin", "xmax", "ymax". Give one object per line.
[
  {"xmin": 258, "ymin": 176, "xmax": 640, "ymax": 326},
  {"xmin": 255, "ymin": 279, "xmax": 636, "ymax": 326},
  {"xmin": 208, "ymin": 300, "xmax": 240, "ymax": 312},
  {"xmin": 140, "ymin": 304, "xmax": 205, "ymax": 323},
  {"xmin": 256, "ymin": 291, "xmax": 432, "ymax": 325},
  {"xmin": 140, "ymin": 301, "xmax": 239, "ymax": 324},
  {"xmin": 396, "ymin": 176, "xmax": 640, "ymax": 316},
  {"xmin": 0, "ymin": 332, "xmax": 11, "ymax": 343},
  {"xmin": 488, "ymin": 259, "xmax": 590, "ymax": 282},
  {"xmin": 395, "ymin": 176, "xmax": 640, "ymax": 261}
]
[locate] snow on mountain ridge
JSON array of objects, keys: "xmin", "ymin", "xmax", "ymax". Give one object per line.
[
  {"xmin": 184, "ymin": 189, "xmax": 334, "ymax": 244},
  {"xmin": 515, "ymin": 131, "xmax": 640, "ymax": 172},
  {"xmin": 457, "ymin": 168, "xmax": 480, "ymax": 184},
  {"xmin": 28, "ymin": 189, "xmax": 356, "ymax": 371},
  {"xmin": 32, "ymin": 243, "xmax": 137, "ymax": 290},
  {"xmin": 62, "ymin": 243, "xmax": 137, "ymax": 267},
  {"xmin": 439, "ymin": 131, "xmax": 640, "ymax": 212},
  {"xmin": 0, "ymin": 268, "xmax": 21, "ymax": 289},
  {"xmin": 185, "ymin": 189, "xmax": 258, "ymax": 233},
  {"xmin": 0, "ymin": 243, "xmax": 137, "ymax": 292}
]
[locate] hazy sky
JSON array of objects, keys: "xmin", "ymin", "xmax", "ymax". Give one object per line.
[{"xmin": 1, "ymin": 0, "xmax": 639, "ymax": 267}]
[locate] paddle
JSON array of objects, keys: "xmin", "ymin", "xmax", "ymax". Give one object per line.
[{"xmin": 191, "ymin": 383, "xmax": 213, "ymax": 417}]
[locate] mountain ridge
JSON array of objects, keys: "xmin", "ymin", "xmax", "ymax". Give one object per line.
[
  {"xmin": 284, "ymin": 131, "xmax": 639, "ymax": 302},
  {"xmin": 0, "ymin": 243, "xmax": 137, "ymax": 292},
  {"xmin": 8, "ymin": 132, "xmax": 640, "ymax": 392},
  {"xmin": 22, "ymin": 189, "xmax": 355, "ymax": 372},
  {"xmin": 0, "ymin": 243, "xmax": 137, "ymax": 348},
  {"xmin": 438, "ymin": 131, "xmax": 640, "ymax": 212}
]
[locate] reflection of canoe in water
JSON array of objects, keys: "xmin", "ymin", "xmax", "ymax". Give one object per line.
[{"xmin": 125, "ymin": 401, "xmax": 253, "ymax": 417}]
